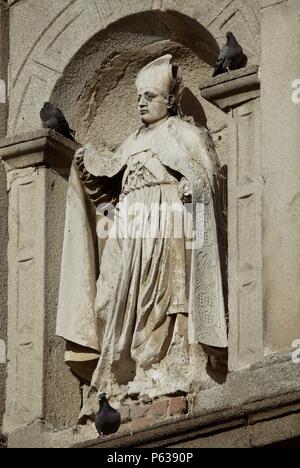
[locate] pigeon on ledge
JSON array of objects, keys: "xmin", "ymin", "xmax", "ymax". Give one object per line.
[
  {"xmin": 40, "ymin": 102, "xmax": 75, "ymax": 141},
  {"xmin": 212, "ymin": 32, "xmax": 247, "ymax": 77},
  {"xmin": 95, "ymin": 393, "xmax": 121, "ymax": 437}
]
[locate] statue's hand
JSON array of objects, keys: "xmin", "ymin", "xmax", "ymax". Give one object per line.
[
  {"xmin": 178, "ymin": 177, "xmax": 192, "ymax": 203},
  {"xmin": 74, "ymin": 146, "xmax": 91, "ymax": 186},
  {"xmin": 74, "ymin": 146, "xmax": 85, "ymax": 174}
]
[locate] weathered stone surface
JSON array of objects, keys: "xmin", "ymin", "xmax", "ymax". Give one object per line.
[
  {"xmin": 0, "ymin": 161, "xmax": 8, "ymax": 433},
  {"xmin": 5, "ymin": 352, "xmax": 300, "ymax": 448},
  {"xmin": 201, "ymin": 64, "xmax": 263, "ymax": 372},
  {"xmin": 6, "ymin": 0, "xmax": 260, "ymax": 139},
  {"xmin": 0, "ymin": 1, "xmax": 8, "ymax": 429},
  {"xmin": 0, "ymin": 129, "xmax": 78, "ymax": 170},
  {"xmin": 0, "ymin": 1, "xmax": 8, "ymax": 138},
  {"xmin": 199, "ymin": 66, "xmax": 260, "ymax": 111},
  {"xmin": 260, "ymin": 0, "xmax": 300, "ymax": 351},
  {"xmin": 168, "ymin": 396, "xmax": 188, "ymax": 417},
  {"xmin": 130, "ymin": 417, "xmax": 157, "ymax": 432},
  {"xmin": 2, "ymin": 132, "xmax": 81, "ymax": 433},
  {"xmin": 1, "ymin": 0, "xmax": 299, "ymax": 450},
  {"xmin": 148, "ymin": 400, "xmax": 169, "ymax": 418},
  {"xmin": 131, "ymin": 404, "xmax": 149, "ymax": 420},
  {"xmin": 227, "ymin": 98, "xmax": 264, "ymax": 371},
  {"xmin": 119, "ymin": 406, "xmax": 131, "ymax": 424}
]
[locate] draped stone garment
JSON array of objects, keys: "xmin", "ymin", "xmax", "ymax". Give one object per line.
[
  {"xmin": 94, "ymin": 150, "xmax": 191, "ymax": 372},
  {"xmin": 56, "ymin": 116, "xmax": 228, "ymax": 416}
]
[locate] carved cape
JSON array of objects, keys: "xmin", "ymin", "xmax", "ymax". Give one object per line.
[{"xmin": 56, "ymin": 117, "xmax": 228, "ymax": 382}]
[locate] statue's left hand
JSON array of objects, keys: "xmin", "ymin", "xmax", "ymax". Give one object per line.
[{"xmin": 178, "ymin": 177, "xmax": 192, "ymax": 203}]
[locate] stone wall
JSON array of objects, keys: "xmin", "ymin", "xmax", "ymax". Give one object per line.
[
  {"xmin": 261, "ymin": 0, "xmax": 300, "ymax": 352},
  {"xmin": 0, "ymin": 132, "xmax": 82, "ymax": 435},
  {"xmin": 7, "ymin": 0, "xmax": 260, "ymax": 137},
  {"xmin": 3, "ymin": 0, "xmax": 300, "ymax": 448},
  {"xmin": 0, "ymin": 0, "xmax": 8, "ymax": 434},
  {"xmin": 0, "ymin": 0, "xmax": 8, "ymax": 137},
  {"xmin": 0, "ymin": 161, "xmax": 8, "ymax": 433}
]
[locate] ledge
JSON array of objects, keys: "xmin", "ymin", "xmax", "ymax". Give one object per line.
[
  {"xmin": 0, "ymin": 130, "xmax": 79, "ymax": 171},
  {"xmin": 75, "ymin": 351, "xmax": 300, "ymax": 448},
  {"xmin": 7, "ymin": 351, "xmax": 300, "ymax": 448},
  {"xmin": 77, "ymin": 391, "xmax": 300, "ymax": 448},
  {"xmin": 199, "ymin": 65, "xmax": 260, "ymax": 111}
]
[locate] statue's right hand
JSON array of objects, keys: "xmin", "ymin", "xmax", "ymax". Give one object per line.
[
  {"xmin": 74, "ymin": 147, "xmax": 86, "ymax": 175},
  {"xmin": 74, "ymin": 146, "xmax": 85, "ymax": 162}
]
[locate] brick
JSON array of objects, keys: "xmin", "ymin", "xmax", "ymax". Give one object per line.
[
  {"xmin": 131, "ymin": 404, "xmax": 149, "ymax": 419},
  {"xmin": 131, "ymin": 417, "xmax": 156, "ymax": 431},
  {"xmin": 148, "ymin": 399, "xmax": 169, "ymax": 418},
  {"xmin": 169, "ymin": 396, "xmax": 188, "ymax": 416}
]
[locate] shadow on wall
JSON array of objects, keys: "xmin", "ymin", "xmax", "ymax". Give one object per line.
[
  {"xmin": 179, "ymin": 88, "xmax": 208, "ymax": 128},
  {"xmin": 50, "ymin": 8, "xmax": 229, "ymax": 385}
]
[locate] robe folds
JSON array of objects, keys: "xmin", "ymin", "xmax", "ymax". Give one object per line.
[{"xmin": 56, "ymin": 116, "xmax": 228, "ymax": 415}]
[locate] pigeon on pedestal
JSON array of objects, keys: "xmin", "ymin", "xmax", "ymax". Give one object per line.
[
  {"xmin": 95, "ymin": 393, "xmax": 121, "ymax": 437},
  {"xmin": 212, "ymin": 32, "xmax": 247, "ymax": 78},
  {"xmin": 40, "ymin": 102, "xmax": 75, "ymax": 141}
]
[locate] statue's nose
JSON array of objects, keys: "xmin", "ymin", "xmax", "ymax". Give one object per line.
[{"xmin": 139, "ymin": 95, "xmax": 147, "ymax": 107}]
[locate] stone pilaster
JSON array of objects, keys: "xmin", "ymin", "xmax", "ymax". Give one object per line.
[
  {"xmin": 0, "ymin": 130, "xmax": 82, "ymax": 433},
  {"xmin": 200, "ymin": 66, "xmax": 263, "ymax": 371}
]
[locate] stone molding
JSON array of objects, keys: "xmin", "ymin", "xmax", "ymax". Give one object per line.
[
  {"xmin": 199, "ymin": 65, "xmax": 260, "ymax": 111},
  {"xmin": 0, "ymin": 130, "xmax": 78, "ymax": 171},
  {"xmin": 7, "ymin": 0, "xmax": 261, "ymax": 135}
]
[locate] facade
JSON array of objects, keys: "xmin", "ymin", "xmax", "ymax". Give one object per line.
[{"xmin": 0, "ymin": 0, "xmax": 300, "ymax": 448}]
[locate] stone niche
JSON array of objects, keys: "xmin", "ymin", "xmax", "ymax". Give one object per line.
[
  {"xmin": 49, "ymin": 8, "xmax": 231, "ymax": 427},
  {"xmin": 2, "ymin": 0, "xmax": 300, "ymax": 450},
  {"xmin": 51, "ymin": 10, "xmax": 228, "ymax": 161},
  {"xmin": 6, "ymin": 0, "xmax": 300, "ymax": 449}
]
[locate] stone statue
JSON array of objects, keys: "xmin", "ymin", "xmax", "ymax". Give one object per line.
[{"xmin": 56, "ymin": 55, "xmax": 228, "ymax": 421}]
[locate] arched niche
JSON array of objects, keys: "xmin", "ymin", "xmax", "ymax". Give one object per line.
[
  {"xmin": 50, "ymin": 10, "xmax": 227, "ymax": 153},
  {"xmin": 8, "ymin": 0, "xmax": 260, "ymax": 166},
  {"xmin": 49, "ymin": 10, "xmax": 232, "ymax": 385}
]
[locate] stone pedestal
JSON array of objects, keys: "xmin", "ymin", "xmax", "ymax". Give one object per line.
[
  {"xmin": 0, "ymin": 130, "xmax": 81, "ymax": 434},
  {"xmin": 200, "ymin": 66, "xmax": 263, "ymax": 371}
]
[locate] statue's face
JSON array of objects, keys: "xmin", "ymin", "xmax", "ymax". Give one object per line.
[{"xmin": 137, "ymin": 88, "xmax": 170, "ymax": 125}]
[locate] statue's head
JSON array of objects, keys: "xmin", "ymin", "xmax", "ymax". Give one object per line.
[{"xmin": 135, "ymin": 54, "xmax": 181, "ymax": 125}]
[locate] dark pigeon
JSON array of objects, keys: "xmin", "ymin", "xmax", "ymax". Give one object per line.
[
  {"xmin": 213, "ymin": 32, "xmax": 247, "ymax": 78},
  {"xmin": 40, "ymin": 102, "xmax": 75, "ymax": 141},
  {"xmin": 95, "ymin": 393, "xmax": 121, "ymax": 436}
]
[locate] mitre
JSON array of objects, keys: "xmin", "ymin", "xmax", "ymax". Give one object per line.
[{"xmin": 135, "ymin": 54, "xmax": 174, "ymax": 94}]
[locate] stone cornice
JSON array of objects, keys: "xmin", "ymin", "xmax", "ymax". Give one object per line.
[
  {"xmin": 0, "ymin": 130, "xmax": 78, "ymax": 171},
  {"xmin": 199, "ymin": 65, "xmax": 260, "ymax": 111}
]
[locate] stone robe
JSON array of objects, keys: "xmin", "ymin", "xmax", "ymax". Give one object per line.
[{"xmin": 56, "ymin": 116, "xmax": 228, "ymax": 418}]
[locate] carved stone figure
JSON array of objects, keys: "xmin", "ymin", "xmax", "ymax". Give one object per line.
[{"xmin": 56, "ymin": 55, "xmax": 228, "ymax": 420}]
